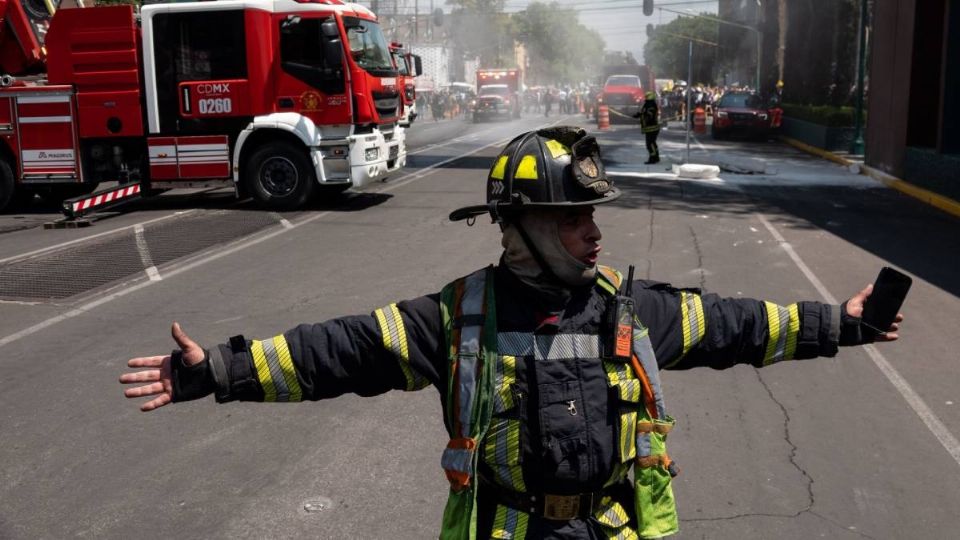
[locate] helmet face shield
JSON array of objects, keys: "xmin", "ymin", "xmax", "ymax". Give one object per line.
[{"xmin": 449, "ymin": 126, "xmax": 620, "ymax": 223}]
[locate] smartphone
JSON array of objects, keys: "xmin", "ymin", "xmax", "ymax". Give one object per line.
[{"xmin": 861, "ymin": 267, "xmax": 912, "ymax": 334}]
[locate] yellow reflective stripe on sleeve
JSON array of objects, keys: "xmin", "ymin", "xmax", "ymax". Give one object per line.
[
  {"xmin": 272, "ymin": 335, "xmax": 302, "ymax": 402},
  {"xmin": 514, "ymin": 155, "xmax": 538, "ymax": 180},
  {"xmin": 680, "ymin": 291, "xmax": 706, "ymax": 357},
  {"xmin": 490, "ymin": 504, "xmax": 529, "ymax": 540},
  {"xmin": 764, "ymin": 301, "xmax": 799, "ymax": 365},
  {"xmin": 491, "ymin": 155, "xmax": 509, "ymax": 180},
  {"xmin": 545, "ymin": 139, "xmax": 571, "ymax": 158},
  {"xmin": 251, "ymin": 335, "xmax": 301, "ymax": 402},
  {"xmin": 250, "ymin": 339, "xmax": 277, "ymax": 402},
  {"xmin": 785, "ymin": 303, "xmax": 800, "ymax": 360},
  {"xmin": 375, "ymin": 303, "xmax": 430, "ymax": 391}
]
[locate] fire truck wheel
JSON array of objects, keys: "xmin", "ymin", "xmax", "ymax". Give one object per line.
[
  {"xmin": 245, "ymin": 143, "xmax": 316, "ymax": 210},
  {"xmin": 0, "ymin": 159, "xmax": 15, "ymax": 213}
]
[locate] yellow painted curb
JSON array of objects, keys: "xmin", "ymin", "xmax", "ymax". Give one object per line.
[
  {"xmin": 779, "ymin": 135, "xmax": 960, "ymax": 219},
  {"xmin": 778, "ymin": 135, "xmax": 853, "ymax": 166},
  {"xmin": 861, "ymin": 165, "xmax": 960, "ymax": 219}
]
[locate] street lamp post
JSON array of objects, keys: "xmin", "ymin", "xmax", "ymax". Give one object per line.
[{"xmin": 851, "ymin": 0, "xmax": 868, "ymax": 155}]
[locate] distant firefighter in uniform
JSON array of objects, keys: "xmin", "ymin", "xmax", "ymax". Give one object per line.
[{"xmin": 635, "ymin": 91, "xmax": 660, "ymax": 164}]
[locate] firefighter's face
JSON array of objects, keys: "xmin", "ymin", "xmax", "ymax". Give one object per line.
[{"xmin": 556, "ymin": 206, "xmax": 602, "ymax": 266}]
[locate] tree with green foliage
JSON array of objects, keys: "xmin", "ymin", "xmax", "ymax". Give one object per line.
[
  {"xmin": 643, "ymin": 14, "xmax": 719, "ymax": 84},
  {"xmin": 511, "ymin": 1, "xmax": 605, "ymax": 85}
]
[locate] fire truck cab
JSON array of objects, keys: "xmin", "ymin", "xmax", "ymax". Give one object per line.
[
  {"xmin": 0, "ymin": 0, "xmax": 407, "ymax": 213},
  {"xmin": 389, "ymin": 43, "xmax": 421, "ymax": 128}
]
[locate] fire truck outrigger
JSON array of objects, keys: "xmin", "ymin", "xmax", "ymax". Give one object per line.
[{"xmin": 0, "ymin": 0, "xmax": 407, "ymax": 216}]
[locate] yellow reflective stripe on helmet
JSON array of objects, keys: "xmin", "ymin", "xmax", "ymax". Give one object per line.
[
  {"xmin": 763, "ymin": 302, "xmax": 800, "ymax": 365},
  {"xmin": 514, "ymin": 155, "xmax": 538, "ymax": 180},
  {"xmin": 375, "ymin": 303, "xmax": 430, "ymax": 391},
  {"xmin": 545, "ymin": 139, "xmax": 571, "ymax": 159},
  {"xmin": 679, "ymin": 291, "xmax": 706, "ymax": 358},
  {"xmin": 250, "ymin": 335, "xmax": 302, "ymax": 402},
  {"xmin": 490, "ymin": 155, "xmax": 509, "ymax": 180},
  {"xmin": 490, "ymin": 504, "xmax": 529, "ymax": 540}
]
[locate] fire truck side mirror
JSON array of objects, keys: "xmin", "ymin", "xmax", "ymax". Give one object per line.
[
  {"xmin": 643, "ymin": 0, "xmax": 654, "ymax": 16},
  {"xmin": 413, "ymin": 55, "xmax": 423, "ymax": 77},
  {"xmin": 321, "ymin": 20, "xmax": 344, "ymax": 71}
]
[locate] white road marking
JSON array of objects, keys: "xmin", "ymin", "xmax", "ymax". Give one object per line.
[
  {"xmin": 133, "ymin": 224, "xmax": 161, "ymax": 282},
  {"xmin": 0, "ymin": 118, "xmax": 564, "ymax": 351},
  {"xmin": 756, "ymin": 213, "xmax": 960, "ymax": 470},
  {"xmin": 0, "ymin": 211, "xmax": 193, "ymax": 266}
]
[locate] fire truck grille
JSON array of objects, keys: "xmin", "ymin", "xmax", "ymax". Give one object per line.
[
  {"xmin": 0, "ymin": 210, "xmax": 282, "ymax": 301},
  {"xmin": 372, "ymin": 90, "xmax": 399, "ymax": 118},
  {"xmin": 604, "ymin": 94, "xmax": 633, "ymax": 106}
]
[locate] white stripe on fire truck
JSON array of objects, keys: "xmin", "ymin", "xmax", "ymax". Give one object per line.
[
  {"xmin": 16, "ymin": 95, "xmax": 71, "ymax": 104},
  {"xmin": 18, "ymin": 116, "xmax": 73, "ymax": 124},
  {"xmin": 177, "ymin": 144, "xmax": 228, "ymax": 151}
]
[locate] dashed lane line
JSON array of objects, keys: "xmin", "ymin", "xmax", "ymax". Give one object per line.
[{"xmin": 0, "ymin": 211, "xmax": 194, "ymax": 266}]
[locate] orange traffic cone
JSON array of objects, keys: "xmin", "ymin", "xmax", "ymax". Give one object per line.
[{"xmin": 598, "ymin": 104, "xmax": 610, "ymax": 130}]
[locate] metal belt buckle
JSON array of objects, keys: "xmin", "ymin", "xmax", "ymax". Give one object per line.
[{"xmin": 543, "ymin": 494, "xmax": 580, "ymax": 521}]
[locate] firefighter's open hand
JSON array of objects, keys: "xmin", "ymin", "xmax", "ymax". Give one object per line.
[
  {"xmin": 120, "ymin": 322, "xmax": 205, "ymax": 411},
  {"xmin": 844, "ymin": 284, "xmax": 904, "ymax": 342}
]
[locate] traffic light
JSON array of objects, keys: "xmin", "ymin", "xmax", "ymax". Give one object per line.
[
  {"xmin": 643, "ymin": 0, "xmax": 654, "ymax": 16},
  {"xmin": 433, "ymin": 7, "xmax": 444, "ymax": 26}
]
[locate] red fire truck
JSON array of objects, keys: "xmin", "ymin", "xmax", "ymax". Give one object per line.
[
  {"xmin": 0, "ymin": 0, "xmax": 407, "ymax": 215},
  {"xmin": 389, "ymin": 43, "xmax": 420, "ymax": 128},
  {"xmin": 472, "ymin": 68, "xmax": 521, "ymax": 122}
]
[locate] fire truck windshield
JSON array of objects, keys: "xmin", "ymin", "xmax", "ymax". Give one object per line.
[
  {"xmin": 345, "ymin": 17, "xmax": 395, "ymax": 76},
  {"xmin": 605, "ymin": 75, "xmax": 641, "ymax": 87},
  {"xmin": 391, "ymin": 51, "xmax": 410, "ymax": 76}
]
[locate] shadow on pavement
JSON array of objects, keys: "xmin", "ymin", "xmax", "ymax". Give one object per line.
[{"xmin": 610, "ymin": 173, "xmax": 960, "ymax": 298}]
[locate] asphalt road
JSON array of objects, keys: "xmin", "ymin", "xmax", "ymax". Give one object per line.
[{"xmin": 1, "ymin": 113, "xmax": 959, "ymax": 539}]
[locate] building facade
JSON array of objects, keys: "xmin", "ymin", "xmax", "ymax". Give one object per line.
[{"xmin": 867, "ymin": 0, "xmax": 960, "ymax": 201}]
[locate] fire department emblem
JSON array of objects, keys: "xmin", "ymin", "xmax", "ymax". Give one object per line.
[{"xmin": 301, "ymin": 91, "xmax": 321, "ymax": 111}]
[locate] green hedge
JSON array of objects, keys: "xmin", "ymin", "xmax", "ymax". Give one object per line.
[{"xmin": 781, "ymin": 104, "xmax": 864, "ymax": 128}]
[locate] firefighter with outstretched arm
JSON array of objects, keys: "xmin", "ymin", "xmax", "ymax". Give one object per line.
[{"xmin": 121, "ymin": 127, "xmax": 902, "ymax": 539}]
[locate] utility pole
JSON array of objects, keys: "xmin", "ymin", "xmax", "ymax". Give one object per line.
[
  {"xmin": 851, "ymin": 0, "xmax": 868, "ymax": 155},
  {"xmin": 686, "ymin": 40, "xmax": 693, "ymax": 163},
  {"xmin": 414, "ymin": 0, "xmax": 418, "ymax": 41}
]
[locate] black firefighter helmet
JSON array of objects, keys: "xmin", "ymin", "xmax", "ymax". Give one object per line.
[{"xmin": 449, "ymin": 126, "xmax": 621, "ymax": 223}]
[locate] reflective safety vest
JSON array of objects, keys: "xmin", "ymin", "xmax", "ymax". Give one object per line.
[{"xmin": 438, "ymin": 266, "xmax": 679, "ymax": 540}]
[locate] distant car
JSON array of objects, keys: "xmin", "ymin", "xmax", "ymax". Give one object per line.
[
  {"xmin": 712, "ymin": 92, "xmax": 775, "ymax": 140},
  {"xmin": 597, "ymin": 75, "xmax": 645, "ymax": 123}
]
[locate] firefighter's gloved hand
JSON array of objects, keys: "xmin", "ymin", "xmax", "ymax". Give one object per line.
[
  {"xmin": 120, "ymin": 322, "xmax": 213, "ymax": 411},
  {"xmin": 838, "ymin": 284, "xmax": 903, "ymax": 346}
]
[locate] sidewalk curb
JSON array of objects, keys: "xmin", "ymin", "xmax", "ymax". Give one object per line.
[{"xmin": 779, "ymin": 135, "xmax": 960, "ymax": 219}]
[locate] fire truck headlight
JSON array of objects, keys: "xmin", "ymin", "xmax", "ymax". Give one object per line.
[{"xmin": 365, "ymin": 148, "xmax": 380, "ymax": 162}]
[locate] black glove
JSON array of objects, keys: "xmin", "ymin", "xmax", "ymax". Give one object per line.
[
  {"xmin": 838, "ymin": 301, "xmax": 877, "ymax": 346},
  {"xmin": 170, "ymin": 349, "xmax": 217, "ymax": 402}
]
